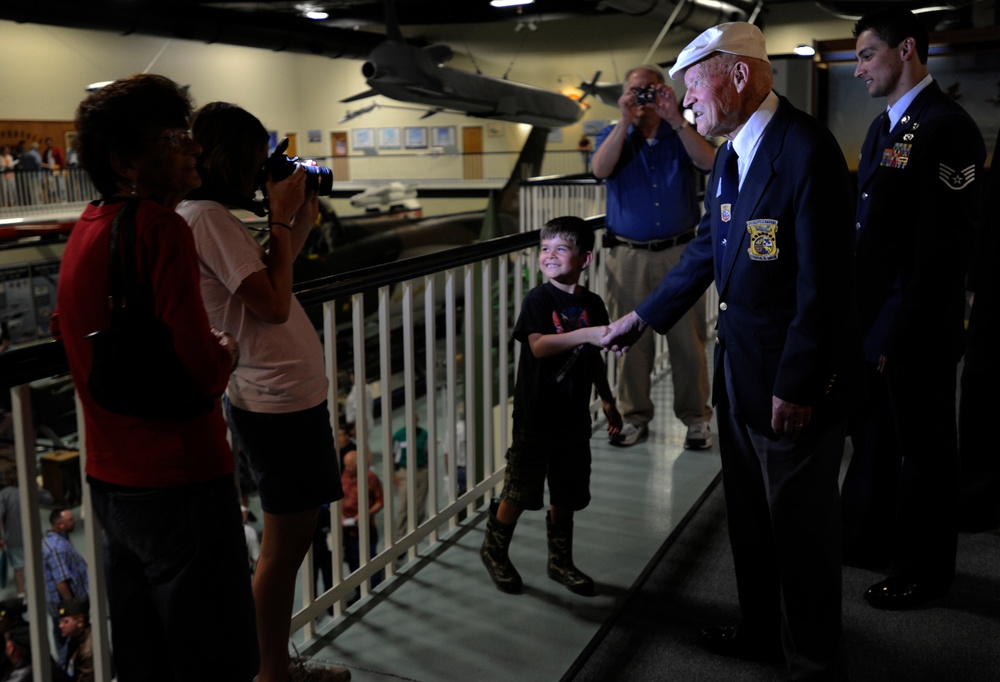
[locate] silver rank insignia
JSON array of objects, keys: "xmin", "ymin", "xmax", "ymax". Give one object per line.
[
  {"xmin": 746, "ymin": 219, "xmax": 779, "ymax": 261},
  {"xmin": 721, "ymin": 203, "xmax": 733, "ymax": 222},
  {"xmin": 939, "ymin": 163, "xmax": 976, "ymax": 190}
]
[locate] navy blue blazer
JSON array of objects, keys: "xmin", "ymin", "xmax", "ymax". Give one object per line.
[
  {"xmin": 855, "ymin": 80, "xmax": 985, "ymax": 365},
  {"xmin": 636, "ymin": 96, "xmax": 859, "ymax": 435}
]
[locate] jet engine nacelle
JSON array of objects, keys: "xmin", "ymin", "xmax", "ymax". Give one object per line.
[{"xmin": 424, "ymin": 44, "xmax": 453, "ymax": 65}]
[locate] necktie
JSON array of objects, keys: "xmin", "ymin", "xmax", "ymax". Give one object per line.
[
  {"xmin": 717, "ymin": 145, "xmax": 739, "ymax": 263},
  {"xmin": 872, "ymin": 113, "xmax": 891, "ymax": 161}
]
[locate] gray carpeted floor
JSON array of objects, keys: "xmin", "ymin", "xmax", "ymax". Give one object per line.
[{"xmin": 565, "ymin": 478, "xmax": 1000, "ymax": 681}]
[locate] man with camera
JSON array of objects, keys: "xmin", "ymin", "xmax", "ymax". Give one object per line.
[{"xmin": 591, "ymin": 65, "xmax": 716, "ymax": 448}]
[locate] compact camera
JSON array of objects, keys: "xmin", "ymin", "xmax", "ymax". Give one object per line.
[
  {"xmin": 264, "ymin": 137, "xmax": 334, "ymax": 197},
  {"xmin": 632, "ymin": 86, "xmax": 657, "ymax": 105}
]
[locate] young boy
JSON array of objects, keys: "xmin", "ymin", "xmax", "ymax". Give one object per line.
[{"xmin": 481, "ymin": 216, "xmax": 622, "ymax": 596}]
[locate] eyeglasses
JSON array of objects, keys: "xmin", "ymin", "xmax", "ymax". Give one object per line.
[{"xmin": 158, "ymin": 129, "xmax": 194, "ymax": 147}]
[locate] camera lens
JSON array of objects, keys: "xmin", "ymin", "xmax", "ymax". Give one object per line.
[
  {"xmin": 633, "ymin": 87, "xmax": 656, "ymax": 105},
  {"xmin": 302, "ymin": 164, "xmax": 334, "ymax": 197},
  {"xmin": 264, "ymin": 138, "xmax": 334, "ymax": 197}
]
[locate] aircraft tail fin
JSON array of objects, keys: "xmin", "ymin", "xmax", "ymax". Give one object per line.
[
  {"xmin": 384, "ymin": 0, "xmax": 403, "ymax": 42},
  {"xmin": 496, "ymin": 126, "xmax": 550, "ymax": 220},
  {"xmin": 578, "ymin": 70, "xmax": 602, "ymax": 104}
]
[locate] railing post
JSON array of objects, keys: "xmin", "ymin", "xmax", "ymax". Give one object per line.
[
  {"xmin": 74, "ymin": 394, "xmax": 111, "ymax": 682},
  {"xmin": 11, "ymin": 384, "xmax": 50, "ymax": 682}
]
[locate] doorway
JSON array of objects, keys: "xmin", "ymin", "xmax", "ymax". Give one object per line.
[{"xmin": 462, "ymin": 126, "xmax": 483, "ymax": 180}]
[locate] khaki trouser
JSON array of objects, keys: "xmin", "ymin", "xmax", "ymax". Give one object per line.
[
  {"xmin": 395, "ymin": 465, "xmax": 429, "ymax": 539},
  {"xmin": 605, "ymin": 242, "xmax": 712, "ymax": 427}
]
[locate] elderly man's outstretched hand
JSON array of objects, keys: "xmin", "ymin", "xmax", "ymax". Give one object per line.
[{"xmin": 599, "ymin": 311, "xmax": 648, "ymax": 356}]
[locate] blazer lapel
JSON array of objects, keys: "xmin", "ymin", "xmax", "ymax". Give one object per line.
[{"xmin": 718, "ymin": 99, "xmax": 790, "ymax": 290}]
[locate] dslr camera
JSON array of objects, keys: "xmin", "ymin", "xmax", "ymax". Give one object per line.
[
  {"xmin": 632, "ymin": 86, "xmax": 657, "ymax": 105},
  {"xmin": 263, "ymin": 137, "xmax": 334, "ymax": 197}
]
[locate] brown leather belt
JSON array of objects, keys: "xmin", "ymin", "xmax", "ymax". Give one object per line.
[{"xmin": 604, "ymin": 230, "xmax": 696, "ymax": 252}]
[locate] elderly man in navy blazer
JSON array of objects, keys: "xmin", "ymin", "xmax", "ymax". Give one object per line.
[
  {"xmin": 602, "ymin": 22, "xmax": 859, "ymax": 680},
  {"xmin": 842, "ymin": 8, "xmax": 986, "ymax": 609}
]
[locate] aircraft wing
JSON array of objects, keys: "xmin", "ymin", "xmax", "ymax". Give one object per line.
[{"xmin": 341, "ymin": 89, "xmax": 379, "ymax": 103}]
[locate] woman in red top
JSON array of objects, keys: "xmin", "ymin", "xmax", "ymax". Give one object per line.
[{"xmin": 52, "ymin": 74, "xmax": 257, "ymax": 682}]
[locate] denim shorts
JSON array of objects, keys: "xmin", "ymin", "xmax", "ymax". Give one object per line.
[
  {"xmin": 89, "ymin": 474, "xmax": 258, "ymax": 681},
  {"xmin": 226, "ymin": 399, "xmax": 344, "ymax": 514},
  {"xmin": 6, "ymin": 547, "xmax": 24, "ymax": 570},
  {"xmin": 500, "ymin": 427, "xmax": 591, "ymax": 511}
]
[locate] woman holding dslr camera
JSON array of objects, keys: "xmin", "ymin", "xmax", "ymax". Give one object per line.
[{"xmin": 177, "ymin": 102, "xmax": 347, "ymax": 682}]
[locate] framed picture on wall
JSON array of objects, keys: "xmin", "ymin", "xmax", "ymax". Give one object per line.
[
  {"xmin": 378, "ymin": 127, "xmax": 401, "ymax": 150},
  {"xmin": 431, "ymin": 126, "xmax": 456, "ymax": 148},
  {"xmin": 352, "ymin": 128, "xmax": 375, "ymax": 150},
  {"xmin": 404, "ymin": 126, "xmax": 428, "ymax": 149}
]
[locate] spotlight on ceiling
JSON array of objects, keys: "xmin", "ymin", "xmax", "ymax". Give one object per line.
[
  {"xmin": 491, "ymin": 0, "xmax": 535, "ymax": 8},
  {"xmin": 794, "ymin": 44, "xmax": 816, "ymax": 56},
  {"xmin": 296, "ymin": 3, "xmax": 328, "ymax": 20}
]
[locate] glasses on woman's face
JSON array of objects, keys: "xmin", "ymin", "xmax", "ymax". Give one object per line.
[{"xmin": 158, "ymin": 129, "xmax": 194, "ymax": 147}]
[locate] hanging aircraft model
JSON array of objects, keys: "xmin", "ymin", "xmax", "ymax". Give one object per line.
[
  {"xmin": 577, "ymin": 71, "xmax": 626, "ymax": 108},
  {"xmin": 341, "ymin": 0, "xmax": 584, "ymax": 128}
]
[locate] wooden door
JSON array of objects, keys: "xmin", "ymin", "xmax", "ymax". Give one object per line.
[
  {"xmin": 462, "ymin": 126, "xmax": 483, "ymax": 180},
  {"xmin": 331, "ymin": 131, "xmax": 349, "ymax": 182}
]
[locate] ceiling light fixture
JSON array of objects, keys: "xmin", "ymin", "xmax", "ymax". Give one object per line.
[
  {"xmin": 295, "ymin": 3, "xmax": 328, "ymax": 20},
  {"xmin": 794, "ymin": 44, "xmax": 816, "ymax": 56},
  {"xmin": 490, "ymin": 0, "xmax": 535, "ymax": 8}
]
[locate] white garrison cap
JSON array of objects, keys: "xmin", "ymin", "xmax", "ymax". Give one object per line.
[{"xmin": 668, "ymin": 22, "xmax": 770, "ymax": 80}]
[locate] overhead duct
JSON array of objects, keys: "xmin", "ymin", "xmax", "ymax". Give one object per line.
[
  {"xmin": 594, "ymin": 0, "xmax": 753, "ymax": 30},
  {"xmin": 0, "ymin": 0, "xmax": 386, "ymax": 60}
]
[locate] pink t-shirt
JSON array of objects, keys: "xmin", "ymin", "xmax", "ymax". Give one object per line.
[{"xmin": 178, "ymin": 200, "xmax": 328, "ymax": 414}]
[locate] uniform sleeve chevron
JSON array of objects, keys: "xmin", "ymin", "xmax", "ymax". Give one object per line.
[{"xmin": 939, "ymin": 163, "xmax": 976, "ymax": 190}]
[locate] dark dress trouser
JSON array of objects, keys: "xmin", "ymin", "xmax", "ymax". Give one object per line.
[{"xmin": 718, "ymin": 352, "xmax": 847, "ymax": 681}]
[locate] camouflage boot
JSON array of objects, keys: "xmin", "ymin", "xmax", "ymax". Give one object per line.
[
  {"xmin": 546, "ymin": 517, "xmax": 595, "ymax": 597},
  {"xmin": 480, "ymin": 499, "xmax": 522, "ymax": 594}
]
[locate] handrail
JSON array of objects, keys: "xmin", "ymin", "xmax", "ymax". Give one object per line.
[
  {"xmin": 0, "ymin": 220, "xmax": 604, "ymax": 389},
  {"xmin": 293, "ymin": 229, "xmax": 547, "ymax": 306},
  {"xmin": 0, "ymin": 339, "xmax": 68, "ymax": 389}
]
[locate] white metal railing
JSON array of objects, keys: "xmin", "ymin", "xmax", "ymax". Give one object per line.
[
  {"xmin": 291, "ymin": 233, "xmax": 541, "ymax": 635},
  {"xmin": 0, "ymin": 152, "xmax": 589, "ymax": 217},
  {"xmin": 0, "ymin": 169, "xmax": 97, "ymax": 217}
]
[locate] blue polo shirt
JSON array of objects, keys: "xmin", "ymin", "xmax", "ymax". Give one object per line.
[{"xmin": 596, "ymin": 119, "xmax": 702, "ymax": 241}]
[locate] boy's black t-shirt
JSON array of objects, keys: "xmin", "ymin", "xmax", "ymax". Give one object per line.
[{"xmin": 512, "ymin": 281, "xmax": 609, "ymax": 434}]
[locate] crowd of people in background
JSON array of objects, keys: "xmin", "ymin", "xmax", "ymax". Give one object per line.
[{"xmin": 0, "ymin": 137, "xmax": 76, "ymax": 207}]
